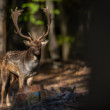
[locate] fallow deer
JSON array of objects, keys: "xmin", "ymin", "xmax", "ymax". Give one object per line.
[{"xmin": 0, "ymin": 7, "xmax": 51, "ymax": 107}]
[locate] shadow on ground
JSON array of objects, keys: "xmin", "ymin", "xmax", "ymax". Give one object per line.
[
  {"xmin": 33, "ymin": 60, "xmax": 91, "ymax": 94},
  {"xmin": 0, "ymin": 60, "xmax": 90, "ymax": 110}
]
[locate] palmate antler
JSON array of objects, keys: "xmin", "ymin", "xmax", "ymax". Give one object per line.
[
  {"xmin": 38, "ymin": 6, "xmax": 51, "ymax": 41},
  {"xmin": 11, "ymin": 7, "xmax": 33, "ymax": 42},
  {"xmin": 11, "ymin": 7, "xmax": 51, "ymax": 42}
]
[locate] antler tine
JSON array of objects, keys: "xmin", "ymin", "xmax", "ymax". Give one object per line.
[
  {"xmin": 11, "ymin": 7, "xmax": 33, "ymax": 41},
  {"xmin": 38, "ymin": 6, "xmax": 51, "ymax": 41},
  {"xmin": 28, "ymin": 32, "xmax": 33, "ymax": 40}
]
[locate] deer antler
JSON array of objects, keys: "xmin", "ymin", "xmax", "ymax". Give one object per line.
[
  {"xmin": 11, "ymin": 7, "xmax": 33, "ymax": 41},
  {"xmin": 38, "ymin": 6, "xmax": 51, "ymax": 41}
]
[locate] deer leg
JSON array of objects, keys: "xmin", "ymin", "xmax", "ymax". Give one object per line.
[
  {"xmin": 0, "ymin": 84, "xmax": 6, "ymax": 107},
  {"xmin": 6, "ymin": 94, "xmax": 11, "ymax": 107},
  {"xmin": 0, "ymin": 68, "xmax": 8, "ymax": 107},
  {"xmin": 6, "ymin": 74, "xmax": 12, "ymax": 107},
  {"xmin": 10, "ymin": 74, "xmax": 15, "ymax": 84},
  {"xmin": 19, "ymin": 77, "xmax": 25, "ymax": 89},
  {"xmin": 6, "ymin": 74, "xmax": 18, "ymax": 106},
  {"xmin": 27, "ymin": 77, "xmax": 33, "ymax": 87}
]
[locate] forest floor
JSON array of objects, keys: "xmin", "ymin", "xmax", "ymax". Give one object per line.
[
  {"xmin": 34, "ymin": 60, "xmax": 90, "ymax": 94},
  {"xmin": 0, "ymin": 60, "xmax": 91, "ymax": 110}
]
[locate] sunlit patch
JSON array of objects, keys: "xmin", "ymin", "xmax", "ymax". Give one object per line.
[{"xmin": 33, "ymin": 61, "xmax": 91, "ymax": 94}]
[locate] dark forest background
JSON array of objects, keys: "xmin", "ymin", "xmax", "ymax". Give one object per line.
[{"xmin": 0, "ymin": 0, "xmax": 90, "ymax": 62}]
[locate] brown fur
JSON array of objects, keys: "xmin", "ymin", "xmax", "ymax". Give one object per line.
[{"xmin": 0, "ymin": 7, "xmax": 51, "ymax": 108}]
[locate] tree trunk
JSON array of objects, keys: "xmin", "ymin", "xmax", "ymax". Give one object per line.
[
  {"xmin": 46, "ymin": 0, "xmax": 60, "ymax": 61},
  {"xmin": 59, "ymin": 4, "xmax": 70, "ymax": 61},
  {"xmin": 0, "ymin": 0, "xmax": 6, "ymax": 58},
  {"xmin": 61, "ymin": 23, "xmax": 69, "ymax": 61}
]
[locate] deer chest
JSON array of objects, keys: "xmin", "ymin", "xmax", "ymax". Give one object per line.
[{"xmin": 18, "ymin": 60, "xmax": 40, "ymax": 78}]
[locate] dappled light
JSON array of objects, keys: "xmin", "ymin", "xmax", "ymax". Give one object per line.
[{"xmin": 34, "ymin": 60, "xmax": 90, "ymax": 94}]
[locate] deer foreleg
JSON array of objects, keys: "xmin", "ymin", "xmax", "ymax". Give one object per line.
[
  {"xmin": 27, "ymin": 77, "xmax": 33, "ymax": 87},
  {"xmin": 6, "ymin": 94, "xmax": 11, "ymax": 107},
  {"xmin": 19, "ymin": 77, "xmax": 25, "ymax": 89},
  {"xmin": 0, "ymin": 68, "xmax": 9, "ymax": 107},
  {"xmin": 5, "ymin": 73, "xmax": 13, "ymax": 107},
  {"xmin": 0, "ymin": 84, "xmax": 5, "ymax": 107}
]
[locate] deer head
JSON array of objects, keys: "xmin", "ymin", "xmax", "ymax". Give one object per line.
[{"xmin": 11, "ymin": 7, "xmax": 51, "ymax": 56}]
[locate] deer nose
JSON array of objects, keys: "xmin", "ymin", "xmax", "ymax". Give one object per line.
[{"xmin": 35, "ymin": 50, "xmax": 40, "ymax": 55}]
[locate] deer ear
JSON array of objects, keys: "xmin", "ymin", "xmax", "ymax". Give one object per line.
[
  {"xmin": 23, "ymin": 40, "xmax": 31, "ymax": 46},
  {"xmin": 41, "ymin": 40, "xmax": 48, "ymax": 46}
]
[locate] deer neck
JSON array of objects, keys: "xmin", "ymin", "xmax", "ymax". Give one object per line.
[{"xmin": 24, "ymin": 48, "xmax": 41, "ymax": 63}]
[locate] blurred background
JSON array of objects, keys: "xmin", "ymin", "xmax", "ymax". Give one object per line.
[
  {"xmin": 1, "ymin": 0, "xmax": 110, "ymax": 109},
  {"xmin": 0, "ymin": 0, "xmax": 90, "ymax": 62}
]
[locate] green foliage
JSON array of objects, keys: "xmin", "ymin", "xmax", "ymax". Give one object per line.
[
  {"xmin": 22, "ymin": 2, "xmax": 44, "ymax": 25},
  {"xmin": 32, "ymin": 0, "xmax": 45, "ymax": 2},
  {"xmin": 30, "ymin": 16, "xmax": 44, "ymax": 25},
  {"xmin": 32, "ymin": 0, "xmax": 62, "ymax": 2},
  {"xmin": 49, "ymin": 9, "xmax": 60, "ymax": 15},
  {"xmin": 22, "ymin": 3, "xmax": 39, "ymax": 14},
  {"xmin": 52, "ymin": 0, "xmax": 62, "ymax": 2},
  {"xmin": 58, "ymin": 35, "xmax": 75, "ymax": 47},
  {"xmin": 54, "ymin": 9, "xmax": 60, "ymax": 15},
  {"xmin": 22, "ymin": 0, "xmax": 61, "ymax": 25}
]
